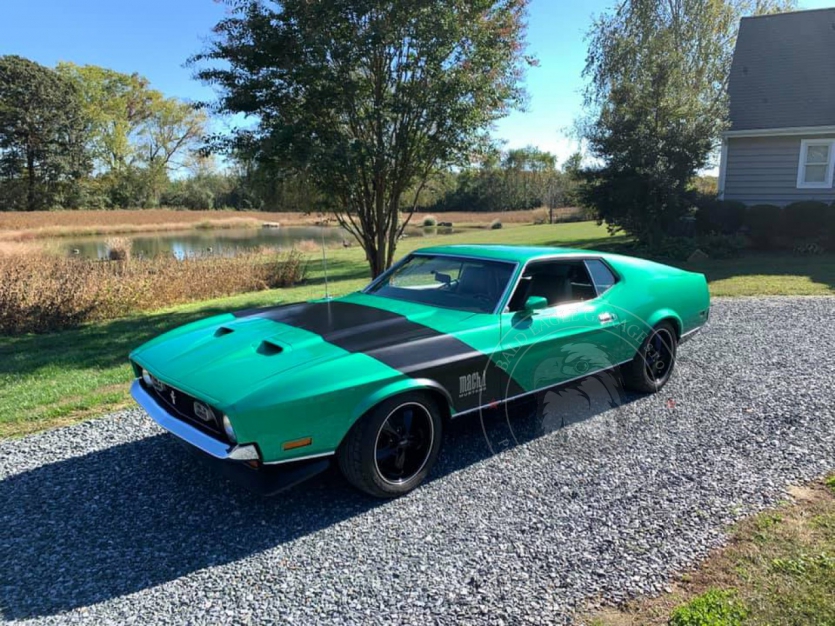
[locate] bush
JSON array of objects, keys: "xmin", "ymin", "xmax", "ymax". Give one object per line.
[
  {"xmin": 696, "ymin": 234, "xmax": 747, "ymax": 259},
  {"xmin": 745, "ymin": 204, "xmax": 782, "ymax": 250},
  {"xmin": 782, "ymin": 201, "xmax": 829, "ymax": 242},
  {"xmin": 695, "ymin": 199, "xmax": 747, "ymax": 235},
  {"xmin": 261, "ymin": 249, "xmax": 307, "ymax": 288},
  {"xmin": 421, "ymin": 215, "xmax": 437, "ymax": 227},
  {"xmin": 490, "ymin": 218, "xmax": 502, "ymax": 229},
  {"xmin": 105, "ymin": 237, "xmax": 132, "ymax": 261},
  {"xmin": 669, "ymin": 589, "xmax": 749, "ymax": 626},
  {"xmin": 828, "ymin": 202, "xmax": 835, "ymax": 251},
  {"xmin": 0, "ymin": 249, "xmax": 309, "ymax": 335}
]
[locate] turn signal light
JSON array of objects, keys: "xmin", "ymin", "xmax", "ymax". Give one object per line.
[{"xmin": 282, "ymin": 437, "xmax": 313, "ymax": 451}]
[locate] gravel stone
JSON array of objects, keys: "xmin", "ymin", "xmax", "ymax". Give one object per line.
[{"xmin": 1, "ymin": 296, "xmax": 834, "ymax": 625}]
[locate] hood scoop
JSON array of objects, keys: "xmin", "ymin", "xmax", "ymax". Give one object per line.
[
  {"xmin": 214, "ymin": 326, "xmax": 235, "ymax": 337},
  {"xmin": 256, "ymin": 340, "xmax": 284, "ymax": 356}
]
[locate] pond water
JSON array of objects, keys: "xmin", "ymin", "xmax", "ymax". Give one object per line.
[{"xmin": 60, "ymin": 224, "xmax": 457, "ymax": 259}]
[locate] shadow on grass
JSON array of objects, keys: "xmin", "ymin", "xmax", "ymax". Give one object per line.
[
  {"xmin": 683, "ymin": 253, "xmax": 835, "ymax": 292},
  {"xmin": 0, "ymin": 371, "xmax": 640, "ymax": 619}
]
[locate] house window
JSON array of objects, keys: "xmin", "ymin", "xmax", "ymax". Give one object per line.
[{"xmin": 797, "ymin": 139, "xmax": 835, "ymax": 188}]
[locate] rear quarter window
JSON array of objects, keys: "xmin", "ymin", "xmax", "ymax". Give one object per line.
[{"xmin": 585, "ymin": 259, "xmax": 617, "ymax": 294}]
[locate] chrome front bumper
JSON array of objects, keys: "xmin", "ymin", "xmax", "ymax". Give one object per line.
[{"xmin": 130, "ymin": 380, "xmax": 258, "ymax": 462}]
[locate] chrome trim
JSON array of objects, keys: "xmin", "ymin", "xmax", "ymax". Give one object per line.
[
  {"xmin": 362, "ymin": 251, "xmax": 521, "ymax": 315},
  {"xmin": 132, "ymin": 380, "xmax": 241, "ymax": 461},
  {"xmin": 680, "ymin": 324, "xmax": 705, "ymax": 342},
  {"xmin": 499, "ymin": 253, "xmax": 620, "ymax": 313},
  {"xmin": 451, "ymin": 357, "xmax": 634, "ymax": 418},
  {"xmin": 263, "ymin": 451, "xmax": 335, "ymax": 466}
]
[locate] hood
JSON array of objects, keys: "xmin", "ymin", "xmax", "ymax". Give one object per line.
[{"xmin": 130, "ymin": 294, "xmax": 478, "ymax": 406}]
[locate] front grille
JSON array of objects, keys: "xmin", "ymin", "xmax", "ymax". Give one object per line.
[{"xmin": 143, "ymin": 378, "xmax": 225, "ymax": 441}]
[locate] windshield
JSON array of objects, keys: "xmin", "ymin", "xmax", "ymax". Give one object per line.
[{"xmin": 366, "ymin": 254, "xmax": 516, "ymax": 313}]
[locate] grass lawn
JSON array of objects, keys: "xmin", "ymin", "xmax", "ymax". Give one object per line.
[
  {"xmin": 586, "ymin": 476, "xmax": 835, "ymax": 625},
  {"xmin": 1, "ymin": 220, "xmax": 834, "ymax": 438}
]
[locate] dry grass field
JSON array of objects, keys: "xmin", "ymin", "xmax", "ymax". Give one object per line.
[
  {"xmin": 0, "ymin": 207, "xmax": 582, "ymax": 240},
  {"xmin": 0, "ymin": 247, "xmax": 307, "ymax": 335}
]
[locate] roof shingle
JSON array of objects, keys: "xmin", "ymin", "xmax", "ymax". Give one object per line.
[{"xmin": 729, "ymin": 8, "xmax": 835, "ymax": 131}]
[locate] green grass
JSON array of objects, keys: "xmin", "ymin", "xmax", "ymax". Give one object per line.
[
  {"xmin": 668, "ymin": 589, "xmax": 749, "ymax": 626},
  {"xmin": 1, "ymin": 220, "xmax": 834, "ymax": 438}
]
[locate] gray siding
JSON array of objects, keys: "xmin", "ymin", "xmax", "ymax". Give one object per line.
[
  {"xmin": 723, "ymin": 135, "xmax": 835, "ymax": 206},
  {"xmin": 729, "ymin": 10, "xmax": 835, "ymax": 131}
]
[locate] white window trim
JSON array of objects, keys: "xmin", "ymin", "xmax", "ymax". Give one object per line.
[{"xmin": 796, "ymin": 139, "xmax": 835, "ymax": 189}]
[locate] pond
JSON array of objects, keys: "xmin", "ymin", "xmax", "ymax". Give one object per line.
[{"xmin": 59, "ymin": 224, "xmax": 458, "ymax": 260}]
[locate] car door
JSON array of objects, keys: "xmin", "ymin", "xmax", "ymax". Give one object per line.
[{"xmin": 497, "ymin": 258, "xmax": 626, "ymax": 396}]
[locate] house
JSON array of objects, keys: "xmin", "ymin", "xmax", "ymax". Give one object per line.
[{"xmin": 719, "ymin": 8, "xmax": 835, "ymax": 206}]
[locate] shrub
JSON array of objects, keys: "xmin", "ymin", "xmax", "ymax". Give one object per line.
[
  {"xmin": 826, "ymin": 202, "xmax": 835, "ymax": 251},
  {"xmin": 490, "ymin": 218, "xmax": 502, "ymax": 229},
  {"xmin": 782, "ymin": 201, "xmax": 829, "ymax": 242},
  {"xmin": 261, "ymin": 249, "xmax": 307, "ymax": 288},
  {"xmin": 668, "ymin": 589, "xmax": 749, "ymax": 626},
  {"xmin": 745, "ymin": 204, "xmax": 782, "ymax": 249},
  {"xmin": 695, "ymin": 234, "xmax": 747, "ymax": 259},
  {"xmin": 422, "ymin": 215, "xmax": 437, "ymax": 227},
  {"xmin": 695, "ymin": 199, "xmax": 747, "ymax": 235},
  {"xmin": 105, "ymin": 237, "xmax": 132, "ymax": 261}
]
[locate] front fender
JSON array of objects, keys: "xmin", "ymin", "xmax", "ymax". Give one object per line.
[{"xmin": 351, "ymin": 378, "xmax": 454, "ymax": 424}]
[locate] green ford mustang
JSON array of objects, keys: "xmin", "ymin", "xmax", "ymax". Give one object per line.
[{"xmin": 130, "ymin": 245, "xmax": 710, "ymax": 497}]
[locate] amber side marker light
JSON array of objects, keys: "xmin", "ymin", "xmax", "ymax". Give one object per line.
[{"xmin": 282, "ymin": 437, "xmax": 313, "ymax": 451}]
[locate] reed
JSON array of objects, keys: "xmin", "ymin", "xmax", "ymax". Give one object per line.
[{"xmin": 0, "ymin": 249, "xmax": 308, "ymax": 335}]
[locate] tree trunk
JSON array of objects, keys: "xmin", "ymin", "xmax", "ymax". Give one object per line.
[{"xmin": 26, "ymin": 150, "xmax": 36, "ymax": 211}]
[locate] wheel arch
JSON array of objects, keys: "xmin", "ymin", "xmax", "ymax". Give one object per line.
[
  {"xmin": 645, "ymin": 309, "xmax": 682, "ymax": 339},
  {"xmin": 349, "ymin": 378, "xmax": 454, "ymax": 429}
]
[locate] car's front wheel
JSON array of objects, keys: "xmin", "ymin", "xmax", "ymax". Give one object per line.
[
  {"xmin": 621, "ymin": 321, "xmax": 678, "ymax": 393},
  {"xmin": 338, "ymin": 392, "xmax": 443, "ymax": 498}
]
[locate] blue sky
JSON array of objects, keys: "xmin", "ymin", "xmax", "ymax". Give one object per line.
[{"xmin": 2, "ymin": 0, "xmax": 832, "ymax": 167}]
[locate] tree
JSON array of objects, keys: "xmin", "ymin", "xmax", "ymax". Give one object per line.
[
  {"xmin": 0, "ymin": 56, "xmax": 90, "ymax": 210},
  {"xmin": 580, "ymin": 0, "xmax": 795, "ymax": 247},
  {"xmin": 194, "ymin": 0, "xmax": 532, "ymax": 277},
  {"xmin": 57, "ymin": 63, "xmax": 206, "ymax": 207}
]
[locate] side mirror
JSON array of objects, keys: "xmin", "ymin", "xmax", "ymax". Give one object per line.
[{"xmin": 524, "ymin": 296, "xmax": 548, "ymax": 313}]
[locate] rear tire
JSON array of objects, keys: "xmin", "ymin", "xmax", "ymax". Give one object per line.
[
  {"xmin": 338, "ymin": 392, "xmax": 443, "ymax": 498},
  {"xmin": 621, "ymin": 321, "xmax": 678, "ymax": 393}
]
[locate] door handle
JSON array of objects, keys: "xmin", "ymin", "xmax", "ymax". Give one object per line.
[{"xmin": 598, "ymin": 312, "xmax": 617, "ymax": 323}]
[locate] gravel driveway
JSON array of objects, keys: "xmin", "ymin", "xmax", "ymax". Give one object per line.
[{"xmin": 2, "ymin": 297, "xmax": 834, "ymax": 625}]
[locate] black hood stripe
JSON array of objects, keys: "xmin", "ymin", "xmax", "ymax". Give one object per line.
[{"xmin": 233, "ymin": 301, "xmax": 524, "ymax": 411}]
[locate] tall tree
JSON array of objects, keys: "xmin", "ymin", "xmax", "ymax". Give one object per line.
[
  {"xmin": 194, "ymin": 0, "xmax": 532, "ymax": 276},
  {"xmin": 56, "ymin": 63, "xmax": 155, "ymax": 173},
  {"xmin": 56, "ymin": 63, "xmax": 206, "ymax": 207},
  {"xmin": 0, "ymin": 56, "xmax": 89, "ymax": 211},
  {"xmin": 580, "ymin": 0, "xmax": 795, "ymax": 247}
]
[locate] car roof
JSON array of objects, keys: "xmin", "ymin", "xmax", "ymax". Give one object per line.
[{"xmin": 413, "ymin": 244, "xmax": 598, "ymax": 264}]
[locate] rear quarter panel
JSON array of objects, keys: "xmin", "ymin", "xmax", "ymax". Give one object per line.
[{"xmin": 606, "ymin": 255, "xmax": 710, "ymax": 341}]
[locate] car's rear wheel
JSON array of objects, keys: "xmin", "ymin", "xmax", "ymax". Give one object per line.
[
  {"xmin": 337, "ymin": 392, "xmax": 443, "ymax": 498},
  {"xmin": 621, "ymin": 321, "xmax": 678, "ymax": 393}
]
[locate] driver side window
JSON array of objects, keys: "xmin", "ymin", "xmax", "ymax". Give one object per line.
[{"xmin": 508, "ymin": 260, "xmax": 596, "ymax": 311}]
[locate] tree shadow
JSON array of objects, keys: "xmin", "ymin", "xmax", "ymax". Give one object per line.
[{"xmin": 0, "ymin": 373, "xmax": 641, "ymax": 620}]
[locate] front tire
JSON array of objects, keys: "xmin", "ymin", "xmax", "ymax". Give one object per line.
[
  {"xmin": 621, "ymin": 321, "xmax": 678, "ymax": 393},
  {"xmin": 337, "ymin": 392, "xmax": 443, "ymax": 498}
]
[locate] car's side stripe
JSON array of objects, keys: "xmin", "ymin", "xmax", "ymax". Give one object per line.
[{"xmin": 233, "ymin": 301, "xmax": 525, "ymax": 412}]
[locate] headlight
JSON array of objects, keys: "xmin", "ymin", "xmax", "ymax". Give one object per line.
[
  {"xmin": 141, "ymin": 368, "xmax": 153, "ymax": 387},
  {"xmin": 222, "ymin": 414, "xmax": 237, "ymax": 444}
]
